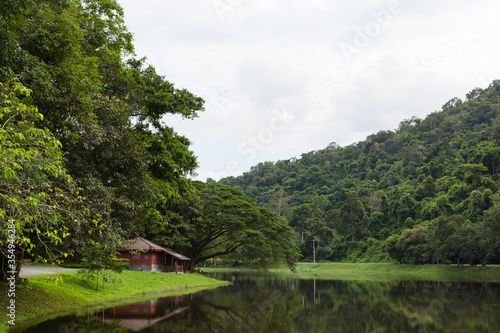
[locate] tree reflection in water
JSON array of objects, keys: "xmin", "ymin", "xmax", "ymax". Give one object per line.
[
  {"xmin": 144, "ymin": 274, "xmax": 500, "ymax": 333},
  {"xmin": 17, "ymin": 273, "xmax": 500, "ymax": 333}
]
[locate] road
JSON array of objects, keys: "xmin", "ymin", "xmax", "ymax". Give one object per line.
[{"xmin": 19, "ymin": 265, "xmax": 77, "ymax": 277}]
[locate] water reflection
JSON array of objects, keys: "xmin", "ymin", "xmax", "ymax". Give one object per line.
[
  {"xmin": 96, "ymin": 295, "xmax": 190, "ymax": 331},
  {"xmin": 18, "ymin": 273, "xmax": 500, "ymax": 333}
]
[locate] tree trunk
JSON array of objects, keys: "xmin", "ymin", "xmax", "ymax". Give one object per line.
[
  {"xmin": 15, "ymin": 249, "xmax": 25, "ymax": 281},
  {"xmin": 187, "ymin": 261, "xmax": 195, "ymax": 273},
  {"xmin": 96, "ymin": 270, "xmax": 99, "ymax": 291},
  {"xmin": 15, "ymin": 261, "xmax": 22, "ymax": 283}
]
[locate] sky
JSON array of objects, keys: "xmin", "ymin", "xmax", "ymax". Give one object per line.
[{"xmin": 118, "ymin": 0, "xmax": 500, "ymax": 181}]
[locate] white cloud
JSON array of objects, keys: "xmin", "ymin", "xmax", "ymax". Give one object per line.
[{"xmin": 119, "ymin": 0, "xmax": 500, "ymax": 180}]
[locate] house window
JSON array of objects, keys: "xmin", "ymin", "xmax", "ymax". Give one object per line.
[
  {"xmin": 132, "ymin": 255, "xmax": 140, "ymax": 259},
  {"xmin": 153, "ymin": 255, "xmax": 156, "ymax": 259},
  {"xmin": 144, "ymin": 255, "xmax": 149, "ymax": 259}
]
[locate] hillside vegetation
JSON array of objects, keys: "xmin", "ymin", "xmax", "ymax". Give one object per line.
[{"xmin": 220, "ymin": 82, "xmax": 500, "ymax": 265}]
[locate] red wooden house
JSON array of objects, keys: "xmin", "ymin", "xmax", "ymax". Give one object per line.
[{"xmin": 118, "ymin": 237, "xmax": 190, "ymax": 273}]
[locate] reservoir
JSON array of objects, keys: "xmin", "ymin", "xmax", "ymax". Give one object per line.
[{"xmin": 18, "ymin": 272, "xmax": 500, "ymax": 332}]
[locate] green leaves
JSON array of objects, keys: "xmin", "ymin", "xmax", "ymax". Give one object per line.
[
  {"xmin": 0, "ymin": 79, "xmax": 90, "ymax": 281},
  {"xmin": 128, "ymin": 58, "xmax": 205, "ymax": 127},
  {"xmin": 339, "ymin": 190, "xmax": 366, "ymax": 243},
  {"xmin": 148, "ymin": 181, "xmax": 299, "ymax": 271}
]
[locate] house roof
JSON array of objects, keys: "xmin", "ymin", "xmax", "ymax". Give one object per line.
[{"xmin": 122, "ymin": 237, "xmax": 190, "ymax": 261}]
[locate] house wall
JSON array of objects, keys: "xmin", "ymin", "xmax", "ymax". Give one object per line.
[
  {"xmin": 118, "ymin": 250, "xmax": 189, "ymax": 272},
  {"xmin": 118, "ymin": 251, "xmax": 160, "ymax": 271}
]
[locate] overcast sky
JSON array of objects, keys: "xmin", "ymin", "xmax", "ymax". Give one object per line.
[{"xmin": 119, "ymin": 0, "xmax": 500, "ymax": 181}]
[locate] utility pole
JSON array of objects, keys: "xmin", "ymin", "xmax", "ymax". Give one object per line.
[{"xmin": 312, "ymin": 237, "xmax": 316, "ymax": 263}]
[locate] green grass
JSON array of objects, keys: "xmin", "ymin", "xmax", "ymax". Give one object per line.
[
  {"xmin": 203, "ymin": 262, "xmax": 500, "ymax": 282},
  {"xmin": 0, "ymin": 270, "xmax": 228, "ymax": 332}
]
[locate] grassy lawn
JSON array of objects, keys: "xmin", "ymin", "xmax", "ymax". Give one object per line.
[
  {"xmin": 0, "ymin": 269, "xmax": 228, "ymax": 332},
  {"xmin": 202, "ymin": 262, "xmax": 500, "ymax": 282}
]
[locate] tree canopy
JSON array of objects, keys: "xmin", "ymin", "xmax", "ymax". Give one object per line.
[
  {"xmin": 0, "ymin": 0, "xmax": 205, "ymax": 279},
  {"xmin": 147, "ymin": 181, "xmax": 299, "ymax": 271}
]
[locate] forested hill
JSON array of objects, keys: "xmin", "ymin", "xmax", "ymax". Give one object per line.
[{"xmin": 219, "ymin": 82, "xmax": 500, "ymax": 265}]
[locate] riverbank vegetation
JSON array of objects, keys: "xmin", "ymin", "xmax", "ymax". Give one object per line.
[{"xmin": 0, "ymin": 270, "xmax": 227, "ymax": 332}]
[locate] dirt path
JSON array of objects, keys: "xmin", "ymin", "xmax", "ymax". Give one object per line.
[{"xmin": 19, "ymin": 266, "xmax": 77, "ymax": 277}]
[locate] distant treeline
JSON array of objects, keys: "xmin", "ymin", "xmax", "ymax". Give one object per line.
[{"xmin": 220, "ymin": 82, "xmax": 500, "ymax": 265}]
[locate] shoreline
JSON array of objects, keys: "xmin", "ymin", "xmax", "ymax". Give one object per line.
[
  {"xmin": 0, "ymin": 270, "xmax": 229, "ymax": 332},
  {"xmin": 202, "ymin": 262, "xmax": 500, "ymax": 282}
]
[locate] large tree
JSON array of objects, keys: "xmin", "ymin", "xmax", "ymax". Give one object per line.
[
  {"xmin": 149, "ymin": 182, "xmax": 299, "ymax": 271},
  {"xmin": 289, "ymin": 204, "xmax": 312, "ymax": 244},
  {"xmin": 0, "ymin": 0, "xmax": 204, "ymax": 248},
  {"xmin": 338, "ymin": 190, "xmax": 366, "ymax": 243}
]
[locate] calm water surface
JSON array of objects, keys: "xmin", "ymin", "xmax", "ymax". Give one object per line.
[{"xmin": 17, "ymin": 272, "xmax": 500, "ymax": 332}]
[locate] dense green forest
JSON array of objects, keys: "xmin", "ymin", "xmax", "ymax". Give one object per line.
[
  {"xmin": 0, "ymin": 0, "xmax": 296, "ymax": 281},
  {"xmin": 220, "ymin": 82, "xmax": 500, "ymax": 265}
]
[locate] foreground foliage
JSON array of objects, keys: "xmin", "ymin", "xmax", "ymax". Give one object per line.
[{"xmin": 0, "ymin": 79, "xmax": 89, "ymax": 281}]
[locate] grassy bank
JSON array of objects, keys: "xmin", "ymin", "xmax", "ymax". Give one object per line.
[
  {"xmin": 0, "ymin": 269, "xmax": 228, "ymax": 332},
  {"xmin": 202, "ymin": 262, "xmax": 500, "ymax": 282}
]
